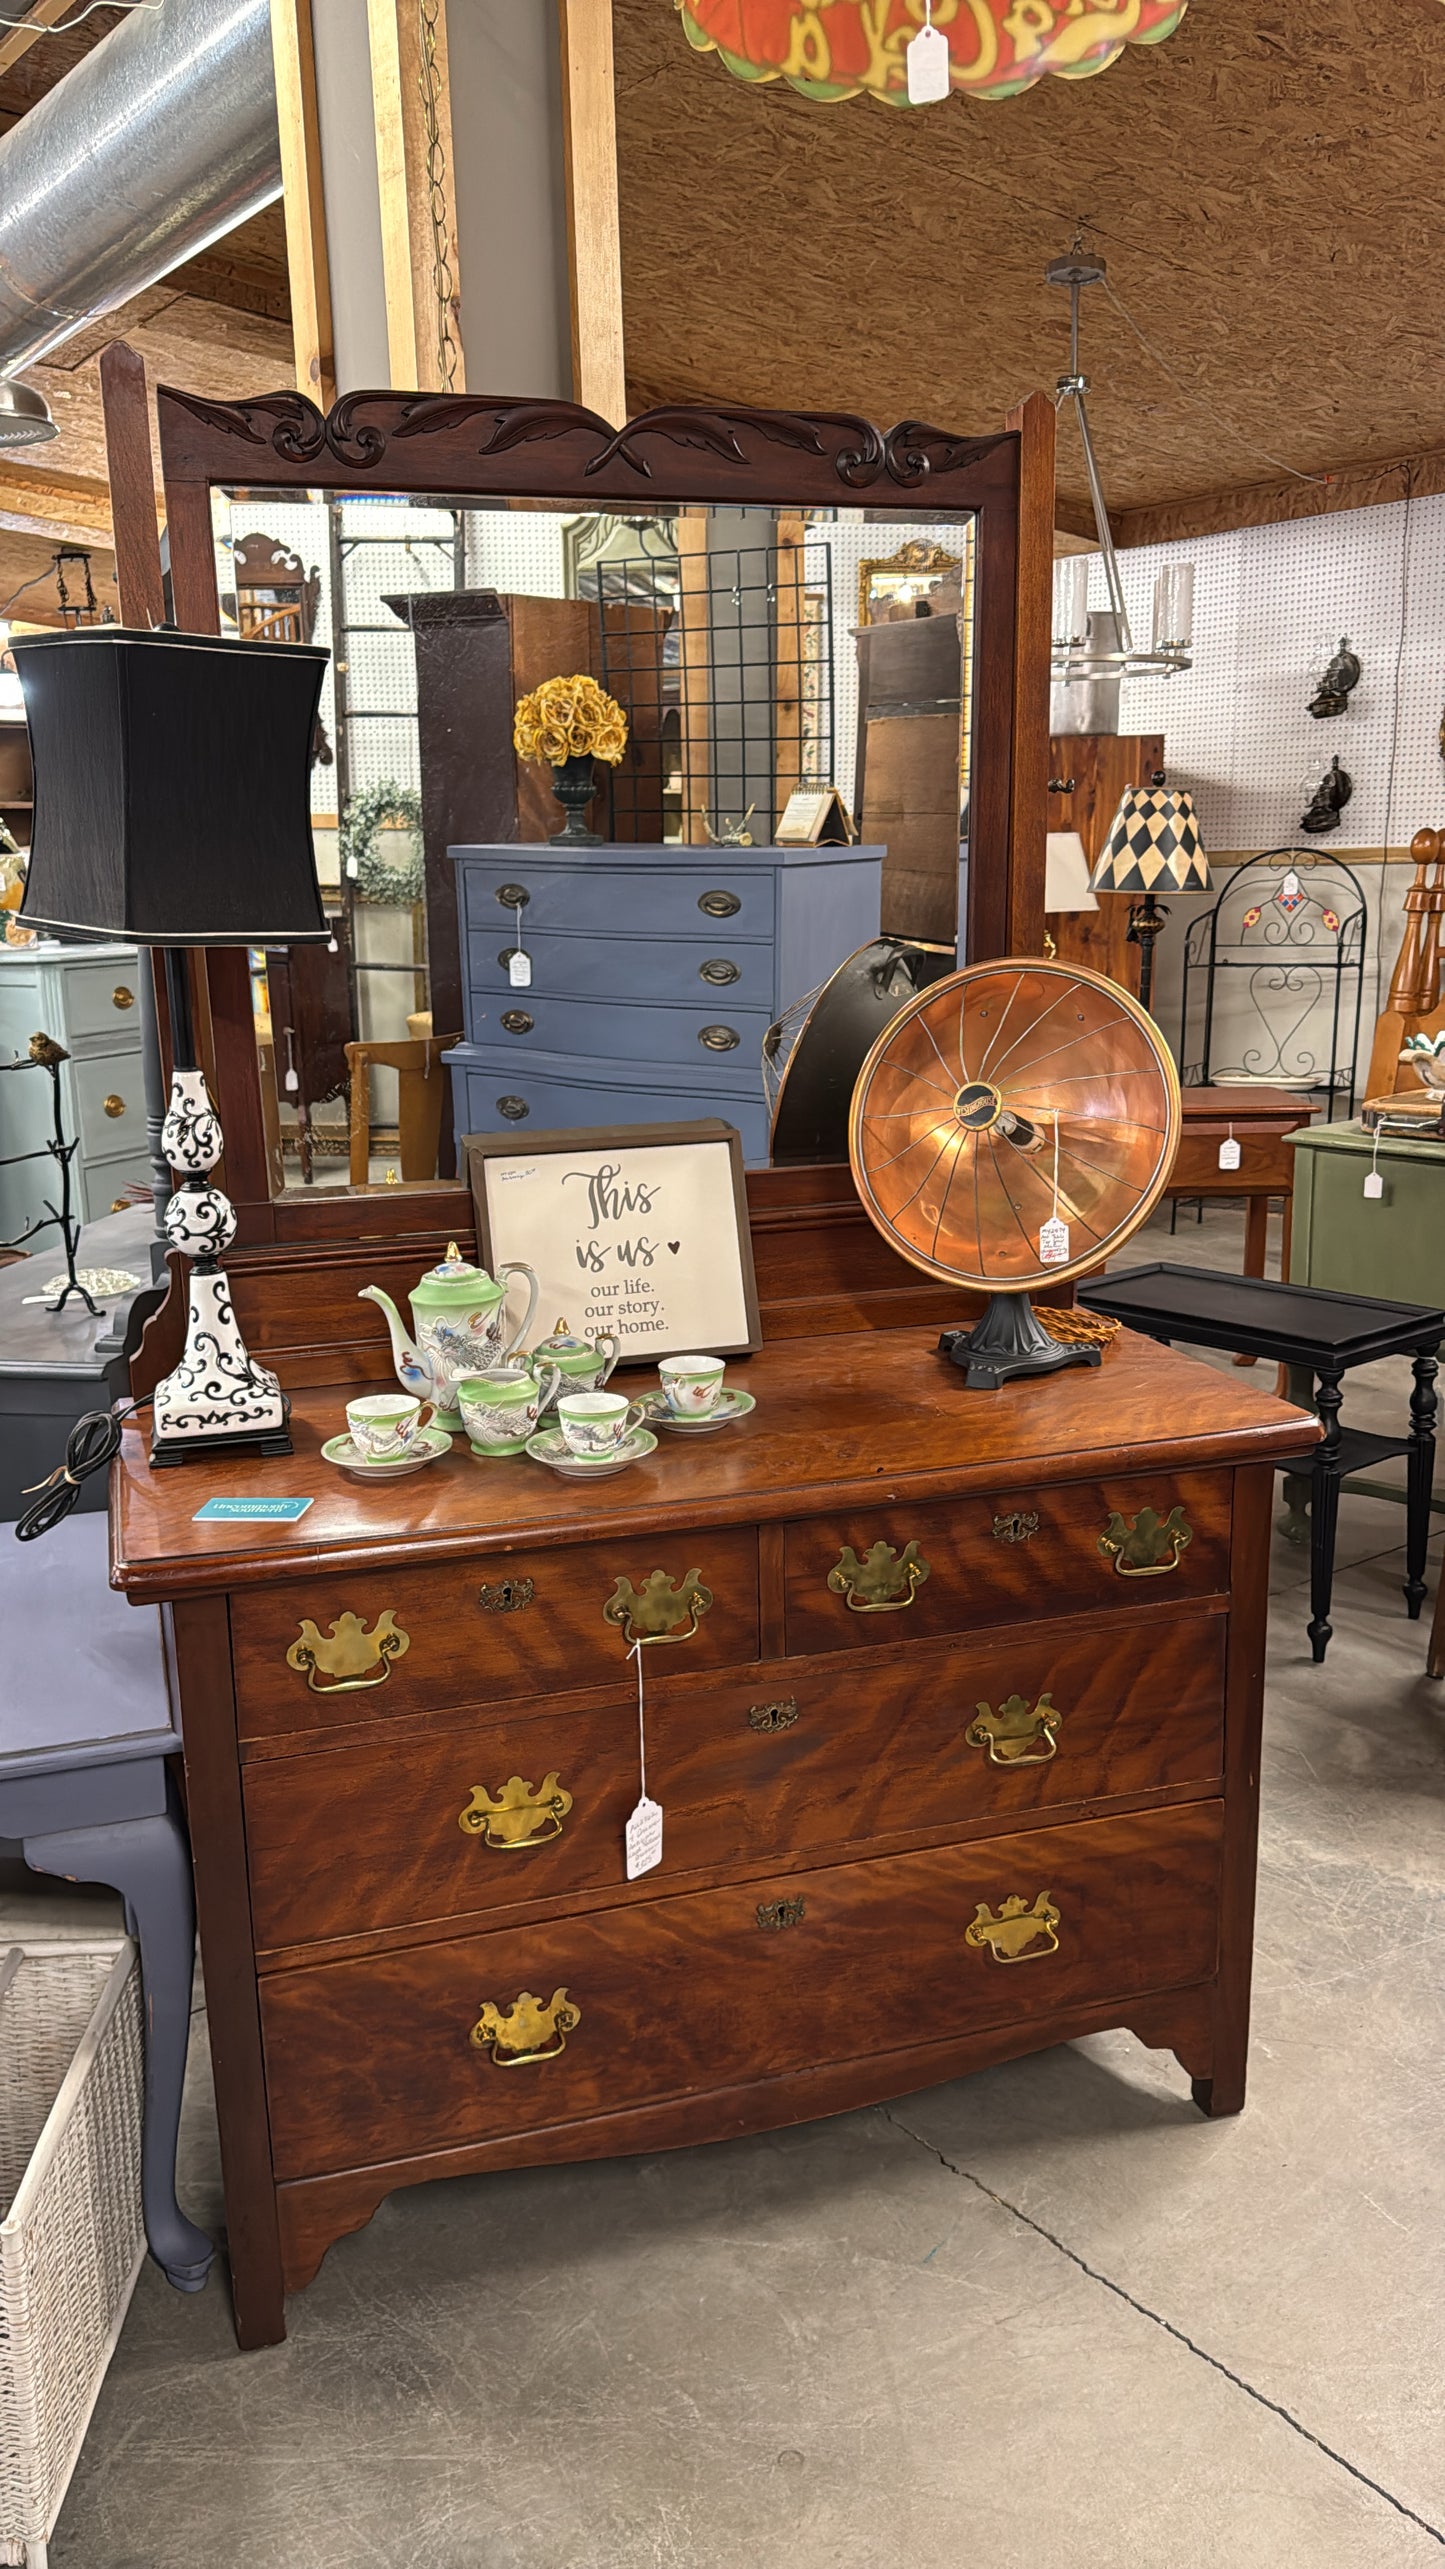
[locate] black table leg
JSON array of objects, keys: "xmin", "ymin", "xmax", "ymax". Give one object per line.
[
  {"xmin": 1405, "ymin": 1343, "xmax": 1438, "ymax": 1620},
  {"xmin": 1308, "ymin": 1363, "xmax": 1344, "ymax": 1663}
]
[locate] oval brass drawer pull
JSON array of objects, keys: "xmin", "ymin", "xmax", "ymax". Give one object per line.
[
  {"xmin": 112, "ymin": 983, "xmax": 135, "ymax": 1010},
  {"xmin": 827, "ymin": 1538, "xmax": 930, "ymax": 1613},
  {"xmin": 285, "ymin": 1608, "xmax": 409, "ymax": 1693},
  {"xmin": 698, "ymin": 1023, "xmax": 740, "ymax": 1051},
  {"xmin": 699, "ymin": 888, "xmax": 741, "ymax": 918},
  {"xmin": 966, "ymin": 1892, "xmax": 1061, "ymax": 1964},
  {"xmin": 470, "ymin": 1987, "xmax": 579, "ymax": 2065},
  {"xmin": 966, "ymin": 1693, "xmax": 1061, "ymax": 1767},
  {"xmin": 1098, "ymin": 1504, "xmax": 1192, "ymax": 1577},
  {"xmin": 495, "ymin": 882, "xmax": 531, "ymax": 909},
  {"xmin": 500, "ymin": 1009, "xmax": 534, "ymax": 1035},
  {"xmin": 748, "ymin": 1696, "xmax": 798, "ymax": 1733},
  {"xmin": 497, "ymin": 1095, "xmax": 529, "ymax": 1121},
  {"xmin": 699, "ymin": 958, "xmax": 740, "ymax": 986},
  {"xmin": 459, "ymin": 1772, "xmax": 572, "ymax": 1847},
  {"xmin": 479, "ymin": 1575, "xmax": 533, "ymax": 1614},
  {"xmin": 603, "ymin": 1567, "xmax": 713, "ymax": 1647},
  {"xmin": 756, "ymin": 1895, "xmax": 805, "ymax": 1931},
  {"xmin": 103, "ymin": 1092, "xmax": 127, "ymax": 1119}
]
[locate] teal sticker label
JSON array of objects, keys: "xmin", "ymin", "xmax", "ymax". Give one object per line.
[{"xmin": 193, "ymin": 1496, "xmax": 315, "ymax": 1523}]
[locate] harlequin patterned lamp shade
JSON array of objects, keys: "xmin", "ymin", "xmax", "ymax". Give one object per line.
[
  {"xmin": 11, "ymin": 625, "xmax": 330, "ymax": 947},
  {"xmin": 1090, "ymin": 784, "xmax": 1211, "ymax": 898}
]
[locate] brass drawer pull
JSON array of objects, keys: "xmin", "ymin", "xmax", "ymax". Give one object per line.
[
  {"xmin": 500, "ymin": 1009, "xmax": 534, "ymax": 1035},
  {"xmin": 459, "ymin": 1772, "xmax": 572, "ymax": 1847},
  {"xmin": 756, "ymin": 1895, "xmax": 805, "ymax": 1931},
  {"xmin": 992, "ymin": 1510, "xmax": 1039, "ymax": 1544},
  {"xmin": 827, "ymin": 1538, "xmax": 930, "ymax": 1613},
  {"xmin": 495, "ymin": 882, "xmax": 531, "ymax": 909},
  {"xmin": 112, "ymin": 983, "xmax": 135, "ymax": 1010},
  {"xmin": 470, "ymin": 1987, "xmax": 579, "ymax": 2065},
  {"xmin": 699, "ymin": 1023, "xmax": 740, "ymax": 1051},
  {"xmin": 699, "ymin": 888, "xmax": 741, "ymax": 918},
  {"xmin": 1098, "ymin": 1504, "xmax": 1193, "ymax": 1577},
  {"xmin": 603, "ymin": 1567, "xmax": 713, "ymax": 1647},
  {"xmin": 497, "ymin": 1095, "xmax": 529, "ymax": 1120},
  {"xmin": 966, "ymin": 1693, "xmax": 1061, "ymax": 1768},
  {"xmin": 286, "ymin": 1609, "xmax": 409, "ymax": 1694},
  {"xmin": 966, "ymin": 1893, "xmax": 1061, "ymax": 1964},
  {"xmin": 103, "ymin": 1092, "xmax": 127, "ymax": 1119},
  {"xmin": 479, "ymin": 1575, "xmax": 533, "ymax": 1614},
  {"xmin": 699, "ymin": 958, "xmax": 740, "ymax": 986},
  {"xmin": 748, "ymin": 1696, "xmax": 798, "ymax": 1733}
]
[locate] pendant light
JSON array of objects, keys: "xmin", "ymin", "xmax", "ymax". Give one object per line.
[
  {"xmin": 1049, "ymin": 248, "xmax": 1196, "ymax": 686},
  {"xmin": 0, "ymin": 381, "xmax": 57, "ymax": 449}
]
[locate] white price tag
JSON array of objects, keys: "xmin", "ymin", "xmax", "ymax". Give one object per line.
[
  {"xmin": 1039, "ymin": 1216, "xmax": 1070, "ymax": 1265},
  {"xmin": 1364, "ymin": 1171, "xmax": 1384, "ymax": 1200},
  {"xmin": 1218, "ymin": 1137, "xmax": 1241, "ymax": 1171},
  {"xmin": 508, "ymin": 950, "xmax": 532, "ymax": 988},
  {"xmin": 906, "ymin": 19, "xmax": 950, "ymax": 100},
  {"xmin": 625, "ymin": 1794, "xmax": 664, "ymax": 1880}
]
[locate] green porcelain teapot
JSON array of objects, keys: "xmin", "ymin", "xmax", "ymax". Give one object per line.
[
  {"xmin": 360, "ymin": 1242, "xmax": 539, "ymax": 1431},
  {"xmin": 531, "ymin": 1315, "xmax": 621, "ymax": 1405}
]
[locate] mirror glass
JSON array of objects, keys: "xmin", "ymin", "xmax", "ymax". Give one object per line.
[{"xmin": 211, "ymin": 489, "xmax": 976, "ymax": 1195}]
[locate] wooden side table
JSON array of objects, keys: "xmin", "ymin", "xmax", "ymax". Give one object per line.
[{"xmin": 1166, "ymin": 1087, "xmax": 1316, "ymax": 1279}]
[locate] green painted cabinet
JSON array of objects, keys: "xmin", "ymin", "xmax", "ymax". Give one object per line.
[{"xmin": 1289, "ymin": 1121, "xmax": 1445, "ymax": 1303}]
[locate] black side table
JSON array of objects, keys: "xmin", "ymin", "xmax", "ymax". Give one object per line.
[{"xmin": 1080, "ymin": 1264, "xmax": 1441, "ymax": 1663}]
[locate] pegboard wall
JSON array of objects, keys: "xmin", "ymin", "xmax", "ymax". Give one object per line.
[
  {"xmin": 1107, "ymin": 489, "xmax": 1445, "ymax": 853},
  {"xmin": 464, "ymin": 509, "xmax": 568, "ymax": 596}
]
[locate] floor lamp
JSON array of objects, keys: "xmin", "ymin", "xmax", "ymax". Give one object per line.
[{"xmin": 12, "ymin": 625, "xmax": 330, "ymax": 1466}]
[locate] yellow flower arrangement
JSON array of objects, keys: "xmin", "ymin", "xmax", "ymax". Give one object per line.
[{"xmin": 513, "ymin": 673, "xmax": 629, "ymax": 768}]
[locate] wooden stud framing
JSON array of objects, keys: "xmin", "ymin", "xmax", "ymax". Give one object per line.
[
  {"xmin": 367, "ymin": 0, "xmax": 465, "ymax": 393},
  {"xmin": 268, "ymin": 0, "xmax": 336, "ymax": 409},
  {"xmin": 558, "ymin": 0, "xmax": 626, "ymax": 424},
  {"xmin": 0, "ymin": 0, "xmax": 77, "ymax": 77}
]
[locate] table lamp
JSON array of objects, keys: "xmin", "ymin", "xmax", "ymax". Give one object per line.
[
  {"xmin": 1089, "ymin": 773, "xmax": 1210, "ymax": 1015},
  {"xmin": 12, "ymin": 624, "xmax": 329, "ymax": 1466}
]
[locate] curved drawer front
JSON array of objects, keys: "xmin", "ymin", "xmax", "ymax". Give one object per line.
[
  {"xmin": 458, "ymin": 862, "xmax": 776, "ymax": 944},
  {"xmin": 467, "ymin": 929, "xmax": 776, "ymax": 1012},
  {"xmin": 245, "ymin": 1606, "xmax": 1227, "ymax": 1949},
  {"xmin": 468, "ymin": 989, "xmax": 773, "ymax": 1068},
  {"xmin": 230, "ymin": 1527, "xmax": 761, "ymax": 1741},
  {"xmin": 785, "ymin": 1470, "xmax": 1233, "ymax": 1656},
  {"xmin": 260, "ymin": 1802, "xmax": 1224, "ymax": 2179}
]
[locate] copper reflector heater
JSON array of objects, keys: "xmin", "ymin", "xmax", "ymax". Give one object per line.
[{"xmin": 849, "ymin": 959, "xmax": 1181, "ymax": 1390}]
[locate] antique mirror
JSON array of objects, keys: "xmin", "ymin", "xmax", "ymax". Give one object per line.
[{"xmin": 146, "ymin": 389, "xmax": 1053, "ymax": 1244}]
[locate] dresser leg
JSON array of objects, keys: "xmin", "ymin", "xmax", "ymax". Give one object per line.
[{"xmin": 1190, "ymin": 2067, "xmax": 1245, "ymax": 2120}]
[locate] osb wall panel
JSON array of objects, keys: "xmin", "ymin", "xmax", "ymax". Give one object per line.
[{"xmin": 614, "ymin": 0, "xmax": 1445, "ymax": 525}]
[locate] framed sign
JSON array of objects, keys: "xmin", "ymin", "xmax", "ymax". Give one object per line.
[{"xmin": 464, "ymin": 1118, "xmax": 762, "ymax": 1364}]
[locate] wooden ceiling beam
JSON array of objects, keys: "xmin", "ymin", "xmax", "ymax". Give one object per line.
[
  {"xmin": 1110, "ymin": 447, "xmax": 1444, "ymax": 551},
  {"xmin": 368, "ymin": 0, "xmax": 464, "ymax": 392},
  {"xmin": 269, "ymin": 0, "xmax": 335, "ymax": 407},
  {"xmin": 0, "ymin": 460, "xmax": 113, "ymax": 541},
  {"xmin": 0, "ymin": 0, "xmax": 81, "ymax": 79}
]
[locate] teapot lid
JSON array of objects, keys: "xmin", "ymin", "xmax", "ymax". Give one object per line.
[
  {"xmin": 535, "ymin": 1313, "xmax": 592, "ymax": 1354},
  {"xmin": 412, "ymin": 1241, "xmax": 499, "ymax": 1301}
]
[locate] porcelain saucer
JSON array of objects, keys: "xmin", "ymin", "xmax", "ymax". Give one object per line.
[
  {"xmin": 525, "ymin": 1424, "xmax": 658, "ymax": 1480},
  {"xmin": 645, "ymin": 1387, "xmax": 756, "ymax": 1436},
  {"xmin": 321, "ymin": 1424, "xmax": 453, "ymax": 1482}
]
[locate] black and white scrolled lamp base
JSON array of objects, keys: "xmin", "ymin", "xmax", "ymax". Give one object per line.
[{"xmin": 152, "ymin": 1066, "xmax": 290, "ymax": 1466}]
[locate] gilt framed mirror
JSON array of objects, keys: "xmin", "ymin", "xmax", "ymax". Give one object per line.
[{"xmin": 138, "ymin": 385, "xmax": 1053, "ymax": 1246}]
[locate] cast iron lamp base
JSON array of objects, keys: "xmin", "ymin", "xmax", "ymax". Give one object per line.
[{"xmin": 939, "ymin": 1293, "xmax": 1101, "ymax": 1393}]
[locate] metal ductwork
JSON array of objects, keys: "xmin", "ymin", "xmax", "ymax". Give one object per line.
[{"xmin": 0, "ymin": 0, "xmax": 281, "ymax": 381}]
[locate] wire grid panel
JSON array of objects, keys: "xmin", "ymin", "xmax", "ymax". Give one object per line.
[
  {"xmin": 0, "ymin": 1942, "xmax": 145, "ymax": 2563},
  {"xmin": 1112, "ymin": 488, "xmax": 1445, "ymax": 852}
]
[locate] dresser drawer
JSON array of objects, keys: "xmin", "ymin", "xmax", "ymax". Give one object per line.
[
  {"xmin": 59, "ymin": 958, "xmax": 143, "ymax": 1042},
  {"xmin": 245, "ymin": 1606, "xmax": 1227, "ymax": 1949},
  {"xmin": 1170, "ymin": 1131, "xmax": 1296, "ymax": 1193},
  {"xmin": 467, "ymin": 988, "xmax": 773, "ymax": 1069},
  {"xmin": 784, "ymin": 1470, "xmax": 1233, "ymax": 1655},
  {"xmin": 449, "ymin": 1045, "xmax": 770, "ymax": 1162},
  {"xmin": 459, "ymin": 861, "xmax": 776, "ymax": 944},
  {"xmin": 230, "ymin": 1527, "xmax": 761, "ymax": 1741},
  {"xmin": 71, "ymin": 1051, "xmax": 146, "ymax": 1158},
  {"xmin": 260, "ymin": 1802, "xmax": 1224, "ymax": 2179},
  {"xmin": 467, "ymin": 928, "xmax": 776, "ymax": 1012}
]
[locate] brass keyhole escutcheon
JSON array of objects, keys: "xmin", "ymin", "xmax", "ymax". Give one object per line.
[
  {"xmin": 748, "ymin": 1697, "xmax": 798, "ymax": 1733},
  {"xmin": 992, "ymin": 1510, "xmax": 1039, "ymax": 1545},
  {"xmin": 756, "ymin": 1896, "xmax": 805, "ymax": 1931},
  {"xmin": 478, "ymin": 1576, "xmax": 534, "ymax": 1614}
]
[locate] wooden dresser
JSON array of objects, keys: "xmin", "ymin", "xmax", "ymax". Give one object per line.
[{"xmin": 112, "ymin": 1190, "xmax": 1318, "ymax": 2348}]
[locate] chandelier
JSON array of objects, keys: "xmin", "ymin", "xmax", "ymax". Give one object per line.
[{"xmin": 1050, "ymin": 248, "xmax": 1195, "ymax": 686}]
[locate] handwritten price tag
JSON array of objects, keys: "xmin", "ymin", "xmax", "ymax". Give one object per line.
[
  {"xmin": 1218, "ymin": 1137, "xmax": 1241, "ymax": 1171},
  {"xmin": 1039, "ymin": 1217, "xmax": 1070, "ymax": 1265},
  {"xmin": 625, "ymin": 1795, "xmax": 664, "ymax": 1880},
  {"xmin": 509, "ymin": 951, "xmax": 532, "ymax": 988}
]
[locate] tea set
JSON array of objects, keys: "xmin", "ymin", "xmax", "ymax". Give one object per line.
[{"xmin": 324, "ymin": 1243, "xmax": 753, "ymax": 1485}]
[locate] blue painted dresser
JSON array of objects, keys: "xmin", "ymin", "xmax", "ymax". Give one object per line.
[{"xmin": 445, "ymin": 840, "xmax": 884, "ymax": 1163}]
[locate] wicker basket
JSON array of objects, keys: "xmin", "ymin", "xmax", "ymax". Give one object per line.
[{"xmin": 0, "ymin": 1942, "xmax": 146, "ymax": 2569}]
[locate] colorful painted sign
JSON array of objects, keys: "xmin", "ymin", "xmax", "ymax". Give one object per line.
[{"xmin": 678, "ymin": 0, "xmax": 1189, "ymax": 104}]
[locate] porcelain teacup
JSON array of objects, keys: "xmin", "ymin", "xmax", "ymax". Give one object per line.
[
  {"xmin": 346, "ymin": 1390, "xmax": 433, "ymax": 1462},
  {"xmin": 556, "ymin": 1388, "xmax": 648, "ymax": 1459},
  {"xmin": 458, "ymin": 1363, "xmax": 561, "ymax": 1454},
  {"xmin": 658, "ymin": 1354, "xmax": 725, "ymax": 1416}
]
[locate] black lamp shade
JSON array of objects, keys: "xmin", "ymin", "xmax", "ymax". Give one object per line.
[{"xmin": 12, "ymin": 626, "xmax": 330, "ymax": 946}]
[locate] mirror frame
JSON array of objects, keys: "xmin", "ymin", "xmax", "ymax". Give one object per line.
[{"xmin": 147, "ymin": 382, "xmax": 1055, "ymax": 1247}]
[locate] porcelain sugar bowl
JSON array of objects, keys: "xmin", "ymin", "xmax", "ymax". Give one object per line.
[
  {"xmin": 529, "ymin": 1315, "xmax": 621, "ymax": 1408},
  {"xmin": 360, "ymin": 1243, "xmax": 539, "ymax": 1432}
]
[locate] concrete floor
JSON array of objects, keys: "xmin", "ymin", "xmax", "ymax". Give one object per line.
[{"xmin": 5, "ymin": 1204, "xmax": 1443, "ymax": 2568}]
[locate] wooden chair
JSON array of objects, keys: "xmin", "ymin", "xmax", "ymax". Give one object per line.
[{"xmin": 345, "ymin": 1034, "xmax": 459, "ymax": 1186}]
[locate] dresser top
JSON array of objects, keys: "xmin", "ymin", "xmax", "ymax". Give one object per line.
[
  {"xmin": 108, "ymin": 1325, "xmax": 1319, "ymax": 1602},
  {"xmin": 449, "ymin": 840, "xmax": 884, "ymax": 873},
  {"xmin": 0, "ymin": 938, "xmax": 139, "ymax": 967}
]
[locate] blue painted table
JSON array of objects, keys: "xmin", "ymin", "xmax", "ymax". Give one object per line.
[{"xmin": 0, "ymin": 1514, "xmax": 213, "ymax": 2291}]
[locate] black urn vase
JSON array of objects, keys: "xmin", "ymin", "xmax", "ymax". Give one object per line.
[{"xmin": 549, "ymin": 753, "xmax": 604, "ymax": 846}]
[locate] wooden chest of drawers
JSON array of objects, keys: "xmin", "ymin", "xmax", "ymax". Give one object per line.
[{"xmin": 111, "ymin": 1321, "xmax": 1318, "ymax": 2348}]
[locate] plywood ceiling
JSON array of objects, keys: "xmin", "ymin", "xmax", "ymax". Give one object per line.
[{"xmin": 613, "ymin": 0, "xmax": 1445, "ymax": 537}]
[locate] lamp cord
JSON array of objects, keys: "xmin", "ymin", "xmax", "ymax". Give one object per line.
[
  {"xmin": 1097, "ymin": 275, "xmax": 1329, "ymax": 489},
  {"xmin": 14, "ymin": 1400, "xmax": 148, "ymax": 1542}
]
